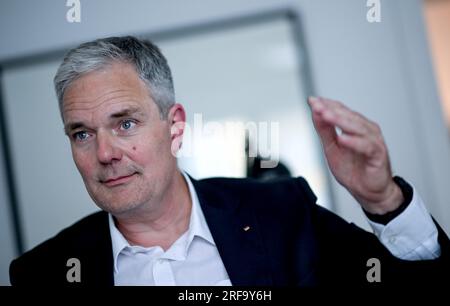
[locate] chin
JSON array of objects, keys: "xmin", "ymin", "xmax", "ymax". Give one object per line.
[
  {"xmin": 87, "ymin": 180, "xmax": 157, "ymax": 216},
  {"xmin": 89, "ymin": 190, "xmax": 142, "ymax": 213},
  {"xmin": 97, "ymin": 199, "xmax": 144, "ymax": 216}
]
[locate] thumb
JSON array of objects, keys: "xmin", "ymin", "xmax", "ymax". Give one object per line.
[{"xmin": 308, "ymin": 97, "xmax": 337, "ymax": 148}]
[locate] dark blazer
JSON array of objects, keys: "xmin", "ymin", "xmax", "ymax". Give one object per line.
[{"xmin": 9, "ymin": 176, "xmax": 450, "ymax": 286}]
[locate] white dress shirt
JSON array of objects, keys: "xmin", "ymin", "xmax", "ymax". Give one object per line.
[
  {"xmin": 109, "ymin": 174, "xmax": 440, "ymax": 285},
  {"xmin": 367, "ymin": 184, "xmax": 441, "ymax": 260},
  {"xmin": 109, "ymin": 172, "xmax": 231, "ymax": 286}
]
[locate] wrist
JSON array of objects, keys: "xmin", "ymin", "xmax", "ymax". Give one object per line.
[
  {"xmin": 364, "ymin": 176, "xmax": 414, "ymax": 225},
  {"xmin": 362, "ymin": 180, "xmax": 404, "ymax": 215}
]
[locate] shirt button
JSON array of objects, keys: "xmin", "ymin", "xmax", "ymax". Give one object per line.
[{"xmin": 389, "ymin": 236, "xmax": 397, "ymax": 243}]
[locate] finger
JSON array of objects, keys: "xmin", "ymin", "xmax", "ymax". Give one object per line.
[
  {"xmin": 310, "ymin": 107, "xmax": 338, "ymax": 150},
  {"xmin": 322, "ymin": 107, "xmax": 369, "ymax": 136},
  {"xmin": 329, "ymin": 99, "xmax": 379, "ymax": 133},
  {"xmin": 337, "ymin": 133, "xmax": 384, "ymax": 158},
  {"xmin": 311, "ymin": 97, "xmax": 376, "ymax": 136}
]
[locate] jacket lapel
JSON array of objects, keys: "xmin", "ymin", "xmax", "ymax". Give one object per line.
[
  {"xmin": 75, "ymin": 177, "xmax": 274, "ymax": 286},
  {"xmin": 67, "ymin": 211, "xmax": 114, "ymax": 286},
  {"xmin": 192, "ymin": 178, "xmax": 274, "ymax": 286}
]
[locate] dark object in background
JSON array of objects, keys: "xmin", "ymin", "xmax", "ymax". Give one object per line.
[
  {"xmin": 247, "ymin": 155, "xmax": 292, "ymax": 181},
  {"xmin": 245, "ymin": 133, "xmax": 292, "ymax": 181}
]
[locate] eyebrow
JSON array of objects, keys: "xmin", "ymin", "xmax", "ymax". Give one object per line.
[
  {"xmin": 64, "ymin": 106, "xmax": 146, "ymax": 135},
  {"xmin": 110, "ymin": 107, "xmax": 145, "ymax": 119}
]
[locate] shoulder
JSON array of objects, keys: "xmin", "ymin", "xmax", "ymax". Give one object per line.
[
  {"xmin": 195, "ymin": 177, "xmax": 317, "ymax": 208},
  {"xmin": 193, "ymin": 176, "xmax": 319, "ymax": 224},
  {"xmin": 197, "ymin": 176, "xmax": 317, "ymax": 204},
  {"xmin": 9, "ymin": 211, "xmax": 108, "ymax": 285},
  {"xmin": 194, "ymin": 175, "xmax": 362, "ymax": 239}
]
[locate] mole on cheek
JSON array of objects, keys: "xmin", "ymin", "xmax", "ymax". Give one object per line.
[{"xmin": 133, "ymin": 146, "xmax": 136, "ymax": 151}]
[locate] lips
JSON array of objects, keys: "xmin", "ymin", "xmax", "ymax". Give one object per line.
[{"xmin": 102, "ymin": 173, "xmax": 137, "ymax": 187}]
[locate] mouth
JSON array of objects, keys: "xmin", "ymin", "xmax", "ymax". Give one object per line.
[{"xmin": 102, "ymin": 173, "xmax": 137, "ymax": 187}]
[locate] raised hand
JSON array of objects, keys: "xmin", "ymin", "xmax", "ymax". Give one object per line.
[{"xmin": 308, "ymin": 96, "xmax": 403, "ymax": 215}]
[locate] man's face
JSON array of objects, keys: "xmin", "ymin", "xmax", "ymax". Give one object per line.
[{"xmin": 62, "ymin": 62, "xmax": 181, "ymax": 215}]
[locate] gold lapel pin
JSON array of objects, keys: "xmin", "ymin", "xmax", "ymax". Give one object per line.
[{"xmin": 243, "ymin": 226, "xmax": 251, "ymax": 232}]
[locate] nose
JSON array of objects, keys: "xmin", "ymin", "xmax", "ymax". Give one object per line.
[{"xmin": 96, "ymin": 130, "xmax": 122, "ymax": 164}]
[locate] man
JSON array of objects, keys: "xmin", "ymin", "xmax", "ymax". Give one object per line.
[{"xmin": 9, "ymin": 36, "xmax": 449, "ymax": 286}]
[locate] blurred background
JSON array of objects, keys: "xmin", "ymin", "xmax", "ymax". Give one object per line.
[{"xmin": 1, "ymin": 0, "xmax": 449, "ymax": 285}]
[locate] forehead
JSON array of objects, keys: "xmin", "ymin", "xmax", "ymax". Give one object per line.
[{"xmin": 62, "ymin": 62, "xmax": 153, "ymax": 121}]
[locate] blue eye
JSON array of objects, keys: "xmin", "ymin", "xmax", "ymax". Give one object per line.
[
  {"xmin": 73, "ymin": 131, "xmax": 90, "ymax": 142},
  {"xmin": 120, "ymin": 120, "xmax": 136, "ymax": 130}
]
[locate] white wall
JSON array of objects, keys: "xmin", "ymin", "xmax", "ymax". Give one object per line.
[
  {"xmin": 0, "ymin": 125, "xmax": 16, "ymax": 285},
  {"xmin": 1, "ymin": 0, "xmax": 450, "ymax": 283}
]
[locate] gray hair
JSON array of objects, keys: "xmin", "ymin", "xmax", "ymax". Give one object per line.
[{"xmin": 54, "ymin": 36, "xmax": 175, "ymax": 121}]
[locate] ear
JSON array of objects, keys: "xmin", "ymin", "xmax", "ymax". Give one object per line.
[{"xmin": 168, "ymin": 103, "xmax": 186, "ymax": 156}]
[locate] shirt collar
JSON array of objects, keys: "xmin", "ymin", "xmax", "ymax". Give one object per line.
[
  {"xmin": 108, "ymin": 171, "xmax": 215, "ymax": 273},
  {"xmin": 108, "ymin": 214, "xmax": 129, "ymax": 273}
]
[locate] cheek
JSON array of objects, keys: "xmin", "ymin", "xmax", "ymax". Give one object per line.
[
  {"xmin": 126, "ymin": 125, "xmax": 173, "ymax": 167},
  {"xmin": 129, "ymin": 143, "xmax": 155, "ymax": 165},
  {"xmin": 129, "ymin": 137, "xmax": 171, "ymax": 167},
  {"xmin": 72, "ymin": 150, "xmax": 95, "ymax": 178}
]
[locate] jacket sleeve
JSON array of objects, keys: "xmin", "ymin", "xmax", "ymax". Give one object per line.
[{"xmin": 295, "ymin": 176, "xmax": 450, "ymax": 286}]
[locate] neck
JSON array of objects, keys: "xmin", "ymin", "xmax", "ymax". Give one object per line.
[{"xmin": 113, "ymin": 170, "xmax": 192, "ymax": 250}]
